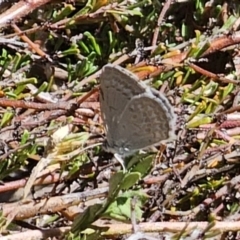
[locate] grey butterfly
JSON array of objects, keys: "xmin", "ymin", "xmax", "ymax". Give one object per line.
[{"xmin": 99, "ymin": 64, "xmax": 176, "ymax": 157}]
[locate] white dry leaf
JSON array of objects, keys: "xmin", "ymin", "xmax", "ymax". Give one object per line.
[
  {"xmin": 23, "ymin": 124, "xmax": 73, "ymax": 200},
  {"xmin": 51, "ymin": 124, "xmax": 73, "ymax": 145}
]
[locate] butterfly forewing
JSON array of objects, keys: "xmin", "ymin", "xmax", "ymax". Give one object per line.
[{"xmin": 99, "ymin": 65, "xmax": 145, "ymax": 147}]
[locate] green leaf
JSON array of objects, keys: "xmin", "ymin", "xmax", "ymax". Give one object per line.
[
  {"xmin": 0, "ymin": 108, "xmax": 14, "ymax": 127},
  {"xmin": 187, "ymin": 114, "xmax": 212, "ymax": 128},
  {"xmin": 71, "ymin": 204, "xmax": 103, "ymax": 234},
  {"xmin": 131, "ymin": 154, "xmax": 154, "ymax": 176},
  {"xmin": 120, "ymin": 172, "xmax": 141, "ymax": 190},
  {"xmin": 108, "ymin": 171, "xmax": 124, "ymax": 198},
  {"xmin": 21, "ymin": 130, "xmax": 30, "ymax": 145},
  {"xmin": 84, "ymin": 32, "xmax": 101, "ymax": 56},
  {"xmin": 103, "ymin": 190, "xmax": 148, "ymax": 222}
]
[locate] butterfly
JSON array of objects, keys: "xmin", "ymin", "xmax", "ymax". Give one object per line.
[{"xmin": 99, "ymin": 64, "xmax": 176, "ymax": 158}]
